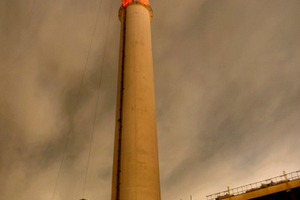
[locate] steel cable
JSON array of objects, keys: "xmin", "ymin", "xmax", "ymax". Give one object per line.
[
  {"xmin": 81, "ymin": 0, "xmax": 115, "ymax": 198},
  {"xmin": 51, "ymin": 0, "xmax": 104, "ymax": 199}
]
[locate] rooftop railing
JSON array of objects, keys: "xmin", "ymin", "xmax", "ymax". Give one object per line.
[{"xmin": 206, "ymin": 170, "xmax": 300, "ymax": 200}]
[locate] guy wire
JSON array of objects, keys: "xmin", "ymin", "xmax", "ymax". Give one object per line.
[
  {"xmin": 51, "ymin": 0, "xmax": 104, "ymax": 199},
  {"xmin": 82, "ymin": 0, "xmax": 115, "ymax": 198}
]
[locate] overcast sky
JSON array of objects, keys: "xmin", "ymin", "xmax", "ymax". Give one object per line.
[{"xmin": 1, "ymin": 0, "xmax": 300, "ymax": 200}]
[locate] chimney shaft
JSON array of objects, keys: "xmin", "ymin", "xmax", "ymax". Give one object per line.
[{"xmin": 111, "ymin": 1, "xmax": 161, "ymax": 200}]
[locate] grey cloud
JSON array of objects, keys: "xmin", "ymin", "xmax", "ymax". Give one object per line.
[{"xmin": 1, "ymin": 0, "xmax": 300, "ymax": 200}]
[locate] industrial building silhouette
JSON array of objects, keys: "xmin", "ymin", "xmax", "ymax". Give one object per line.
[{"xmin": 207, "ymin": 170, "xmax": 300, "ymax": 200}]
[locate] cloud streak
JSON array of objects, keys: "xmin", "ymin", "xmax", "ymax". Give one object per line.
[{"xmin": 1, "ymin": 0, "xmax": 300, "ymax": 200}]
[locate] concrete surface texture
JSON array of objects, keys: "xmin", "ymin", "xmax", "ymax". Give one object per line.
[{"xmin": 111, "ymin": 2, "xmax": 161, "ymax": 200}]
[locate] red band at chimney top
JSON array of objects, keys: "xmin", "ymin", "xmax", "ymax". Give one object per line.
[{"xmin": 122, "ymin": 0, "xmax": 149, "ymax": 7}]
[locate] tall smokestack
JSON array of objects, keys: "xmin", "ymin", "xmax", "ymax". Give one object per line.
[{"xmin": 111, "ymin": 1, "xmax": 161, "ymax": 200}]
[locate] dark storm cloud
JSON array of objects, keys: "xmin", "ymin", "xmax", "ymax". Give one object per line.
[
  {"xmin": 1, "ymin": 0, "xmax": 300, "ymax": 200},
  {"xmin": 1, "ymin": 0, "xmax": 119, "ymax": 199},
  {"xmin": 151, "ymin": 0, "xmax": 300, "ymax": 199}
]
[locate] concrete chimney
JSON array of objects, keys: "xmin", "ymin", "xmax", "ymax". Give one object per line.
[{"xmin": 111, "ymin": 1, "xmax": 160, "ymax": 200}]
